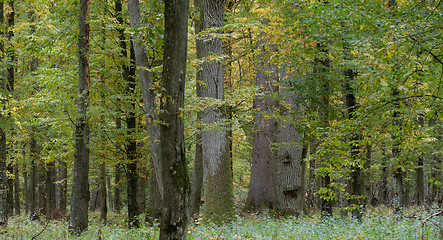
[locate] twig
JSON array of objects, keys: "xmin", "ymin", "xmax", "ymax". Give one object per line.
[
  {"xmin": 420, "ymin": 210, "xmax": 443, "ymax": 240},
  {"xmin": 31, "ymin": 221, "xmax": 50, "ymax": 240}
]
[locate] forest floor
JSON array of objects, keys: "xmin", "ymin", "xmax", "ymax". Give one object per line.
[{"xmin": 2, "ymin": 206, "xmax": 442, "ymax": 239}]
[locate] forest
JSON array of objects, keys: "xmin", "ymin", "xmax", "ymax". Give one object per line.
[{"xmin": 0, "ymin": 0, "xmax": 441, "ymax": 239}]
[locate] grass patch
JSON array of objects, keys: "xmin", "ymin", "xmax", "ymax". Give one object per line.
[{"xmin": 2, "ymin": 207, "xmax": 441, "ymax": 239}]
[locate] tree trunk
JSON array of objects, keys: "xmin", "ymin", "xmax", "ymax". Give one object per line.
[
  {"xmin": 392, "ymin": 87, "xmax": 404, "ymax": 217},
  {"xmin": 127, "ymin": 0, "xmax": 163, "ymax": 203},
  {"xmin": 159, "ymin": 0, "xmax": 190, "ymax": 237},
  {"xmin": 195, "ymin": 0, "xmax": 234, "ymax": 222},
  {"xmin": 0, "ymin": 0, "xmax": 6, "ymax": 226},
  {"xmin": 126, "ymin": 42, "xmax": 139, "ymax": 228},
  {"xmin": 114, "ymin": 117, "xmax": 121, "ymax": 213},
  {"xmin": 147, "ymin": 162, "xmax": 162, "ymax": 221},
  {"xmin": 24, "ymin": 165, "xmax": 29, "ymax": 214},
  {"xmin": 189, "ymin": 133, "xmax": 203, "ymax": 218},
  {"xmin": 29, "ymin": 131, "xmax": 39, "ymax": 219},
  {"xmin": 70, "ymin": 0, "xmax": 90, "ymax": 233},
  {"xmin": 38, "ymin": 163, "xmax": 46, "ymax": 216},
  {"xmin": 45, "ymin": 162, "xmax": 56, "ymax": 219},
  {"xmin": 99, "ymin": 162, "xmax": 107, "ymax": 223},
  {"xmin": 137, "ymin": 165, "xmax": 147, "ymax": 214}
]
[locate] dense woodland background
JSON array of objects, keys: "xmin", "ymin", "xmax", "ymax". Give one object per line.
[{"xmin": 0, "ymin": 0, "xmax": 441, "ymax": 238}]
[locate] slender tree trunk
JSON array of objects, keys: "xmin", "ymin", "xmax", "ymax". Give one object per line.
[
  {"xmin": 392, "ymin": 88, "xmax": 404, "ymax": 216},
  {"xmin": 24, "ymin": 165, "xmax": 29, "ymax": 214},
  {"xmin": 159, "ymin": 0, "xmax": 190, "ymax": 237},
  {"xmin": 59, "ymin": 159, "xmax": 67, "ymax": 213},
  {"xmin": 29, "ymin": 131, "xmax": 39, "ymax": 219},
  {"xmin": 127, "ymin": 0, "xmax": 163, "ymax": 204},
  {"xmin": 126, "ymin": 43, "xmax": 139, "ymax": 228},
  {"xmin": 114, "ymin": 117, "xmax": 121, "ymax": 213},
  {"xmin": 13, "ymin": 164, "xmax": 19, "ymax": 215},
  {"xmin": 106, "ymin": 175, "xmax": 113, "ymax": 210},
  {"xmin": 147, "ymin": 162, "xmax": 161, "ymax": 220},
  {"xmin": 0, "ymin": 1, "xmax": 7, "ymax": 228},
  {"xmin": 70, "ymin": 0, "xmax": 90, "ymax": 233},
  {"xmin": 5, "ymin": 0, "xmax": 15, "ymax": 218},
  {"xmin": 99, "ymin": 162, "xmax": 107, "ymax": 223},
  {"xmin": 45, "ymin": 162, "xmax": 56, "ymax": 219},
  {"xmin": 189, "ymin": 133, "xmax": 203, "ymax": 218}
]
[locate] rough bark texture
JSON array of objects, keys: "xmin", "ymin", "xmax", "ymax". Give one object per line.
[
  {"xmin": 126, "ymin": 43, "xmax": 139, "ymax": 228},
  {"xmin": 159, "ymin": 0, "xmax": 190, "ymax": 238},
  {"xmin": 246, "ymin": 54, "xmax": 278, "ymax": 210},
  {"xmin": 274, "ymin": 89, "xmax": 305, "ymax": 215},
  {"xmin": 127, "ymin": 0, "xmax": 163, "ymax": 204},
  {"xmin": 70, "ymin": 0, "xmax": 90, "ymax": 233},
  {"xmin": 147, "ymin": 162, "xmax": 161, "ymax": 220},
  {"xmin": 196, "ymin": 0, "xmax": 234, "ymax": 222},
  {"xmin": 189, "ymin": 133, "xmax": 203, "ymax": 218},
  {"xmin": 137, "ymin": 165, "xmax": 147, "ymax": 214}
]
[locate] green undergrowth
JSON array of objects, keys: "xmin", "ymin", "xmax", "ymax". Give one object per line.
[{"xmin": 1, "ymin": 207, "xmax": 441, "ymax": 239}]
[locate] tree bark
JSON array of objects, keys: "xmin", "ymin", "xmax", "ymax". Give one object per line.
[
  {"xmin": 126, "ymin": 42, "xmax": 139, "ymax": 228},
  {"xmin": 159, "ymin": 0, "xmax": 190, "ymax": 238},
  {"xmin": 70, "ymin": 0, "xmax": 90, "ymax": 233},
  {"xmin": 189, "ymin": 133, "xmax": 203, "ymax": 218},
  {"xmin": 114, "ymin": 117, "xmax": 121, "ymax": 213},
  {"xmin": 195, "ymin": 0, "xmax": 234, "ymax": 222},
  {"xmin": 99, "ymin": 162, "xmax": 107, "ymax": 223},
  {"xmin": 127, "ymin": 0, "xmax": 163, "ymax": 203},
  {"xmin": 45, "ymin": 162, "xmax": 56, "ymax": 219}
]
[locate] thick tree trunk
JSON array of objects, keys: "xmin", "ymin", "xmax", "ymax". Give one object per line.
[
  {"xmin": 245, "ymin": 61, "xmax": 278, "ymax": 210},
  {"xmin": 159, "ymin": 0, "xmax": 190, "ymax": 238},
  {"xmin": 195, "ymin": 0, "xmax": 234, "ymax": 222},
  {"xmin": 70, "ymin": 0, "xmax": 90, "ymax": 233}
]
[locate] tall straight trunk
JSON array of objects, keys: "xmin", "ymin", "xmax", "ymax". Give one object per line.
[
  {"xmin": 70, "ymin": 0, "xmax": 90, "ymax": 233},
  {"xmin": 106, "ymin": 175, "xmax": 113, "ymax": 210},
  {"xmin": 189, "ymin": 132, "xmax": 203, "ymax": 218},
  {"xmin": 24, "ymin": 165, "xmax": 29, "ymax": 214},
  {"xmin": 159, "ymin": 0, "xmax": 190, "ymax": 238},
  {"xmin": 45, "ymin": 162, "xmax": 56, "ymax": 219},
  {"xmin": 114, "ymin": 162, "xmax": 121, "ymax": 213},
  {"xmin": 114, "ymin": 117, "xmax": 121, "ymax": 213},
  {"xmin": 99, "ymin": 162, "xmax": 107, "ymax": 223},
  {"xmin": 246, "ymin": 65, "xmax": 278, "ymax": 210},
  {"xmin": 29, "ymin": 131, "xmax": 39, "ymax": 219},
  {"xmin": 147, "ymin": 162, "xmax": 161, "ymax": 220},
  {"xmin": 0, "ymin": 1, "xmax": 7, "ymax": 227},
  {"xmin": 127, "ymin": 0, "xmax": 163, "ymax": 204},
  {"xmin": 5, "ymin": 0, "xmax": 15, "ymax": 218},
  {"xmin": 196, "ymin": 0, "xmax": 233, "ymax": 222},
  {"xmin": 126, "ymin": 43, "xmax": 139, "ymax": 228},
  {"xmin": 38, "ymin": 163, "xmax": 46, "ymax": 216},
  {"xmin": 59, "ymin": 159, "xmax": 67, "ymax": 213}
]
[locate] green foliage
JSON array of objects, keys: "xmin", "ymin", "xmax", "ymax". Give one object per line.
[{"xmin": 3, "ymin": 208, "xmax": 442, "ymax": 239}]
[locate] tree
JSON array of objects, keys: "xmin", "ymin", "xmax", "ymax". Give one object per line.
[
  {"xmin": 0, "ymin": 2, "xmax": 7, "ymax": 227},
  {"xmin": 159, "ymin": 0, "xmax": 190, "ymax": 237},
  {"xmin": 70, "ymin": 0, "xmax": 90, "ymax": 233},
  {"xmin": 195, "ymin": 0, "xmax": 234, "ymax": 222}
]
